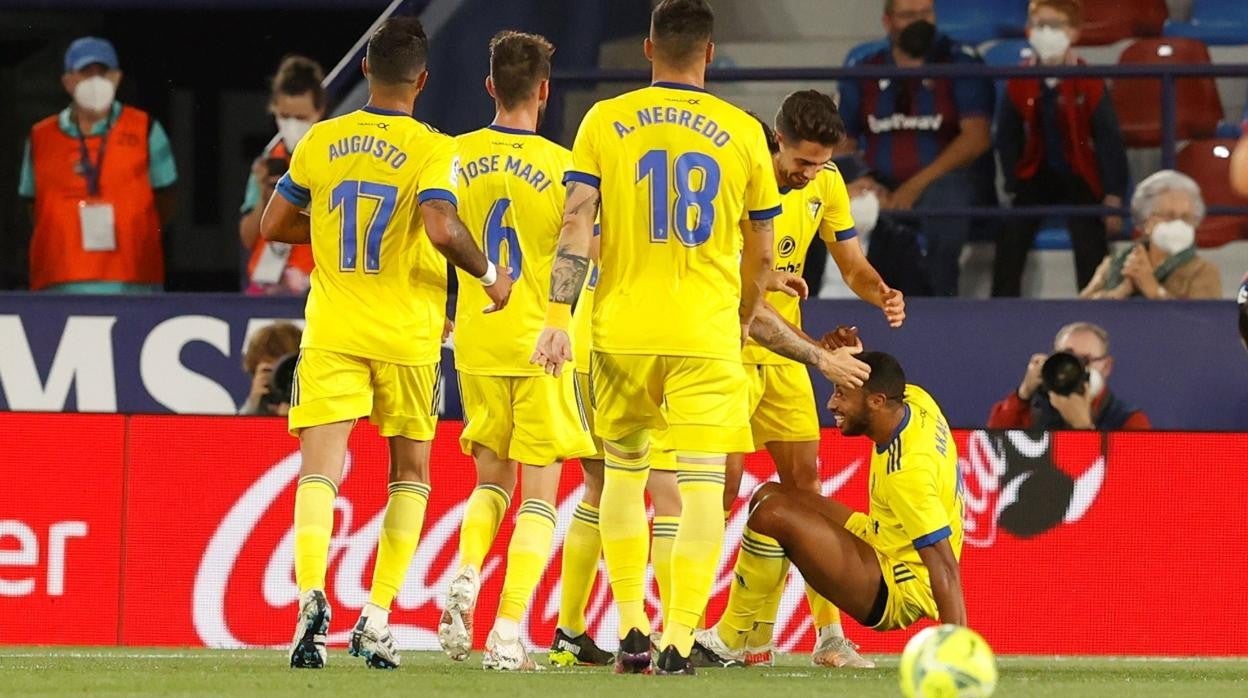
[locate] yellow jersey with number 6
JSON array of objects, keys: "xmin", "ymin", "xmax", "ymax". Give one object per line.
[
  {"xmin": 276, "ymin": 105, "xmax": 458, "ymax": 366},
  {"xmin": 452, "ymin": 125, "xmax": 572, "ymax": 375},
  {"xmin": 742, "ymin": 163, "xmax": 856, "ymax": 365},
  {"xmin": 566, "ymin": 82, "xmax": 782, "ymax": 361}
]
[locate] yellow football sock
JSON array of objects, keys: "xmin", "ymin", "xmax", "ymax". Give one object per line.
[
  {"xmin": 745, "ymin": 568, "xmax": 787, "ymax": 648},
  {"xmin": 459, "ymin": 483, "xmax": 511, "ymax": 572},
  {"xmin": 601, "ymin": 435, "xmax": 652, "ymax": 637},
  {"xmin": 650, "ymin": 515, "xmax": 679, "ymax": 626},
  {"xmin": 367, "ymin": 481, "xmax": 431, "ymax": 610},
  {"xmin": 556, "ymin": 501, "xmax": 601, "ymax": 635},
  {"xmin": 716, "ymin": 527, "xmax": 789, "ymax": 652},
  {"xmin": 661, "ymin": 469, "xmax": 726, "ymax": 657},
  {"xmin": 497, "ymin": 499, "xmax": 558, "ymax": 622},
  {"xmin": 293, "ymin": 474, "xmax": 337, "ymax": 594},
  {"xmin": 806, "ymin": 584, "xmax": 842, "ymax": 631}
]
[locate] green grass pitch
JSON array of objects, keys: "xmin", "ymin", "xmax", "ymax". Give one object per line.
[{"xmin": 3, "ymin": 649, "xmax": 1244, "ymax": 697}]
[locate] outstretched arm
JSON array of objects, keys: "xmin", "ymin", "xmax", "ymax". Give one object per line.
[
  {"xmin": 421, "ymin": 199, "xmax": 512, "ymax": 311},
  {"xmin": 751, "ymin": 304, "xmax": 869, "ymax": 388},
  {"xmin": 827, "ymin": 237, "xmax": 905, "ymax": 327},
  {"xmin": 531, "ymin": 182, "xmax": 599, "ymax": 376}
]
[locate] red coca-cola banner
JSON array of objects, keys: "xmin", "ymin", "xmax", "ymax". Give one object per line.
[{"xmin": 2, "ymin": 414, "xmax": 1246, "ymax": 655}]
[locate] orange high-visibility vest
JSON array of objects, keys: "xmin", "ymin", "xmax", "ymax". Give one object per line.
[{"xmin": 246, "ymin": 141, "xmax": 315, "ymax": 282}]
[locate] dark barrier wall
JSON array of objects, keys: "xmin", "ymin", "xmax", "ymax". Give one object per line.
[{"xmin": 0, "ymin": 294, "xmax": 1244, "ymax": 429}]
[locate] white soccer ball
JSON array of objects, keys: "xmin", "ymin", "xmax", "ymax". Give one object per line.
[{"xmin": 898, "ymin": 624, "xmax": 998, "ymax": 698}]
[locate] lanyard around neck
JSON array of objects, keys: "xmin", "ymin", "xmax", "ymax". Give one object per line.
[{"xmin": 76, "ymin": 111, "xmax": 115, "ymax": 197}]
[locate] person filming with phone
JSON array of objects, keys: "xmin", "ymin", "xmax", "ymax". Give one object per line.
[{"xmin": 987, "ymin": 321, "xmax": 1150, "ymax": 430}]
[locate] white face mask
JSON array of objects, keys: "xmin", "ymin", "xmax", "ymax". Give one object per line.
[
  {"xmin": 849, "ymin": 190, "xmax": 880, "ymax": 242},
  {"xmin": 276, "ymin": 117, "xmax": 314, "ymax": 150},
  {"xmin": 1087, "ymin": 367, "xmax": 1105, "ymax": 400},
  {"xmin": 1029, "ymin": 26, "xmax": 1072, "ymax": 64},
  {"xmin": 74, "ymin": 75, "xmax": 116, "ymax": 113},
  {"xmin": 1150, "ymin": 219, "xmax": 1196, "ymax": 255}
]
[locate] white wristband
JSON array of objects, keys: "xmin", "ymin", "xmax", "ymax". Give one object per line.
[{"xmin": 478, "ymin": 260, "xmax": 498, "ymax": 287}]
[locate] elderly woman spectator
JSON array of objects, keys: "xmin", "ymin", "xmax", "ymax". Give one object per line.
[{"xmin": 1080, "ymin": 170, "xmax": 1222, "ymax": 300}]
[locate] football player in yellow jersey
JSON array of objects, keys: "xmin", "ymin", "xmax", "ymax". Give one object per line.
[
  {"xmin": 694, "ymin": 352, "xmax": 967, "ymax": 667},
  {"xmin": 433, "ymin": 31, "xmax": 596, "ymax": 672},
  {"xmin": 532, "ymin": 0, "xmax": 782, "ymax": 674},
  {"xmin": 260, "ymin": 18, "xmax": 513, "ymax": 670}
]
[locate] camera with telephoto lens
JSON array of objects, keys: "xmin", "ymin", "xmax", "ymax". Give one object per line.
[
  {"xmin": 1040, "ymin": 351, "xmax": 1089, "ymax": 397},
  {"xmin": 260, "ymin": 351, "xmax": 299, "ymax": 409}
]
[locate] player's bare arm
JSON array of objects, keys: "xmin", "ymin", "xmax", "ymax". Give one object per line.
[
  {"xmin": 750, "ymin": 304, "xmax": 869, "ymax": 388},
  {"xmin": 421, "ymin": 199, "xmax": 513, "ymax": 311},
  {"xmin": 740, "ymin": 217, "xmax": 776, "ymax": 343},
  {"xmin": 917, "ymin": 538, "xmax": 967, "ymax": 626},
  {"xmin": 259, "ymin": 191, "xmax": 312, "ymax": 244},
  {"xmin": 828, "ymin": 236, "xmax": 905, "ymax": 328},
  {"xmin": 531, "ymin": 181, "xmax": 598, "ymax": 376}
]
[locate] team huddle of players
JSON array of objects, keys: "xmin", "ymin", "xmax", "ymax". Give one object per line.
[{"xmin": 260, "ymin": 0, "xmax": 967, "ymax": 676}]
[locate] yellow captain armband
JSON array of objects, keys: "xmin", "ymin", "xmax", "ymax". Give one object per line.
[{"xmin": 545, "ymin": 302, "xmax": 573, "ymax": 330}]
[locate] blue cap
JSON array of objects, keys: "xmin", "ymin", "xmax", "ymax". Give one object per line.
[{"xmin": 64, "ymin": 37, "xmax": 119, "ymax": 73}]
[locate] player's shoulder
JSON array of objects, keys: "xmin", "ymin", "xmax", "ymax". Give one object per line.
[{"xmin": 816, "ymin": 161, "xmax": 848, "ymax": 190}]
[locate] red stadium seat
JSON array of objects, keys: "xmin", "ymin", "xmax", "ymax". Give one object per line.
[
  {"xmin": 1077, "ymin": 0, "xmax": 1168, "ymax": 45},
  {"xmin": 1175, "ymin": 139, "xmax": 1248, "ymax": 248},
  {"xmin": 1111, "ymin": 38, "xmax": 1223, "ymax": 147}
]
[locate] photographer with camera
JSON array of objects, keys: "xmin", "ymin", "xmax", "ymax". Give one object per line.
[
  {"xmin": 239, "ymin": 321, "xmax": 302, "ymax": 416},
  {"xmin": 238, "ymin": 55, "xmax": 325, "ymax": 296},
  {"xmin": 987, "ymin": 322, "xmax": 1150, "ymax": 430}
]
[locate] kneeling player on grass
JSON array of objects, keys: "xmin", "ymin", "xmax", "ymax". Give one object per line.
[{"xmin": 693, "ymin": 352, "xmax": 966, "ymax": 666}]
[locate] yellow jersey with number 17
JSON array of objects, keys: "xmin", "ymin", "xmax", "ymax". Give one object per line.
[
  {"xmin": 867, "ymin": 384, "xmax": 964, "ymax": 570},
  {"xmin": 277, "ymin": 105, "xmax": 458, "ymax": 366},
  {"xmin": 566, "ymin": 82, "xmax": 783, "ymax": 361},
  {"xmin": 452, "ymin": 125, "xmax": 572, "ymax": 375},
  {"xmin": 742, "ymin": 162, "xmax": 856, "ymax": 365}
]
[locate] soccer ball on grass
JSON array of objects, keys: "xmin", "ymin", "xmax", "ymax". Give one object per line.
[{"xmin": 898, "ymin": 624, "xmax": 997, "ymax": 698}]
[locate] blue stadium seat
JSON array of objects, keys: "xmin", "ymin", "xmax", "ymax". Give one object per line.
[
  {"xmin": 844, "ymin": 39, "xmax": 888, "ymax": 66},
  {"xmin": 1163, "ymin": 0, "xmax": 1248, "ymax": 46},
  {"xmin": 935, "ymin": 0, "xmax": 1027, "ymax": 45},
  {"xmin": 981, "ymin": 39, "xmax": 1033, "ymax": 110}
]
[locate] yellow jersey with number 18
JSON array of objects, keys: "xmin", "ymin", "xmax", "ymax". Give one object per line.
[
  {"xmin": 452, "ymin": 125, "xmax": 572, "ymax": 375},
  {"xmin": 742, "ymin": 163, "xmax": 856, "ymax": 365},
  {"xmin": 867, "ymin": 384, "xmax": 964, "ymax": 570},
  {"xmin": 566, "ymin": 82, "xmax": 783, "ymax": 361},
  {"xmin": 277, "ymin": 105, "xmax": 458, "ymax": 366}
]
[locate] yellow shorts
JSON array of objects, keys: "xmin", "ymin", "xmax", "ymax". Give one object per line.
[
  {"xmin": 745, "ymin": 361, "xmax": 821, "ymax": 446},
  {"xmin": 844, "ymin": 512, "xmax": 939, "ymax": 631},
  {"xmin": 459, "ymin": 372, "xmax": 595, "ymax": 465},
  {"xmin": 288, "ymin": 348, "xmax": 440, "ymax": 440},
  {"xmin": 574, "ymin": 371, "xmax": 604, "ymax": 461},
  {"xmin": 590, "ymin": 351, "xmax": 753, "ymax": 456}
]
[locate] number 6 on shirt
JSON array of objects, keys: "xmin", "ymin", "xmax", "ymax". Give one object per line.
[
  {"xmin": 636, "ymin": 149, "xmax": 721, "ymax": 247},
  {"xmin": 330, "ymin": 179, "xmax": 398, "ymax": 273}
]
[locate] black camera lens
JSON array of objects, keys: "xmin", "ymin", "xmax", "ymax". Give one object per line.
[
  {"xmin": 1041, "ymin": 351, "xmax": 1087, "ymax": 396},
  {"xmin": 268, "ymin": 351, "xmax": 300, "ymax": 405}
]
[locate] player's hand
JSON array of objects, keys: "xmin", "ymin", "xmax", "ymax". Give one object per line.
[
  {"xmin": 1018, "ymin": 353, "xmax": 1047, "ymax": 400},
  {"xmin": 879, "ymin": 282, "xmax": 905, "ymax": 327},
  {"xmin": 816, "ymin": 346, "xmax": 871, "ymax": 388},
  {"xmin": 530, "ymin": 327, "xmax": 573, "ymax": 377},
  {"xmin": 442, "ymin": 317, "xmax": 454, "ymax": 342},
  {"xmin": 820, "ymin": 325, "xmax": 862, "ymax": 351},
  {"xmin": 764, "ymin": 270, "xmax": 809, "ymax": 299},
  {"xmin": 1048, "ymin": 390, "xmax": 1095, "ymax": 429},
  {"xmin": 482, "ymin": 269, "xmax": 514, "ymax": 313}
]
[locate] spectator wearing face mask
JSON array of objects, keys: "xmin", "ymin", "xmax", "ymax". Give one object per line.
[
  {"xmin": 993, "ymin": 0, "xmax": 1128, "ymax": 297},
  {"xmin": 1080, "ymin": 170, "xmax": 1222, "ymax": 300},
  {"xmin": 18, "ymin": 37, "xmax": 178, "ymax": 293},
  {"xmin": 837, "ymin": 0, "xmax": 994, "ymax": 297},
  {"xmin": 238, "ymin": 55, "xmax": 325, "ymax": 295}
]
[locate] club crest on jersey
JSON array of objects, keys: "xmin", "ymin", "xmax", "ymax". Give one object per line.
[
  {"xmin": 778, "ymin": 236, "xmax": 797, "ymax": 257},
  {"xmin": 808, "ymin": 197, "xmax": 823, "ymax": 220}
]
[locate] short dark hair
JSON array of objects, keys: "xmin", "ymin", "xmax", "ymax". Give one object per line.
[
  {"xmin": 271, "ymin": 55, "xmax": 326, "ymax": 109},
  {"xmin": 747, "ymin": 110, "xmax": 780, "ymax": 154},
  {"xmin": 489, "ymin": 30, "xmax": 554, "ymax": 110},
  {"xmin": 858, "ymin": 351, "xmax": 907, "ymax": 401},
  {"xmin": 775, "ymin": 90, "xmax": 845, "ymax": 148},
  {"xmin": 650, "ymin": 0, "xmax": 714, "ymax": 64},
  {"xmin": 366, "ymin": 16, "xmax": 429, "ymax": 85}
]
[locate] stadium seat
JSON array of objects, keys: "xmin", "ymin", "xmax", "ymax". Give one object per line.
[
  {"xmin": 844, "ymin": 39, "xmax": 889, "ymax": 66},
  {"xmin": 1175, "ymin": 138, "xmax": 1248, "ymax": 247},
  {"xmin": 981, "ymin": 39, "xmax": 1033, "ymax": 111},
  {"xmin": 1111, "ymin": 38, "xmax": 1223, "ymax": 147},
  {"xmin": 935, "ymin": 0, "xmax": 1027, "ymax": 46},
  {"xmin": 1078, "ymin": 0, "xmax": 1169, "ymax": 46},
  {"xmin": 1164, "ymin": 0, "xmax": 1248, "ymax": 46}
]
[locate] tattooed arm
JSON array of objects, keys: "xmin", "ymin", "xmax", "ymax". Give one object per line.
[
  {"xmin": 421, "ymin": 198, "xmax": 513, "ymax": 311},
  {"xmin": 739, "ymin": 217, "xmax": 775, "ymax": 344},
  {"xmin": 531, "ymin": 181, "xmax": 599, "ymax": 376},
  {"xmin": 751, "ymin": 302, "xmax": 871, "ymax": 388}
]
